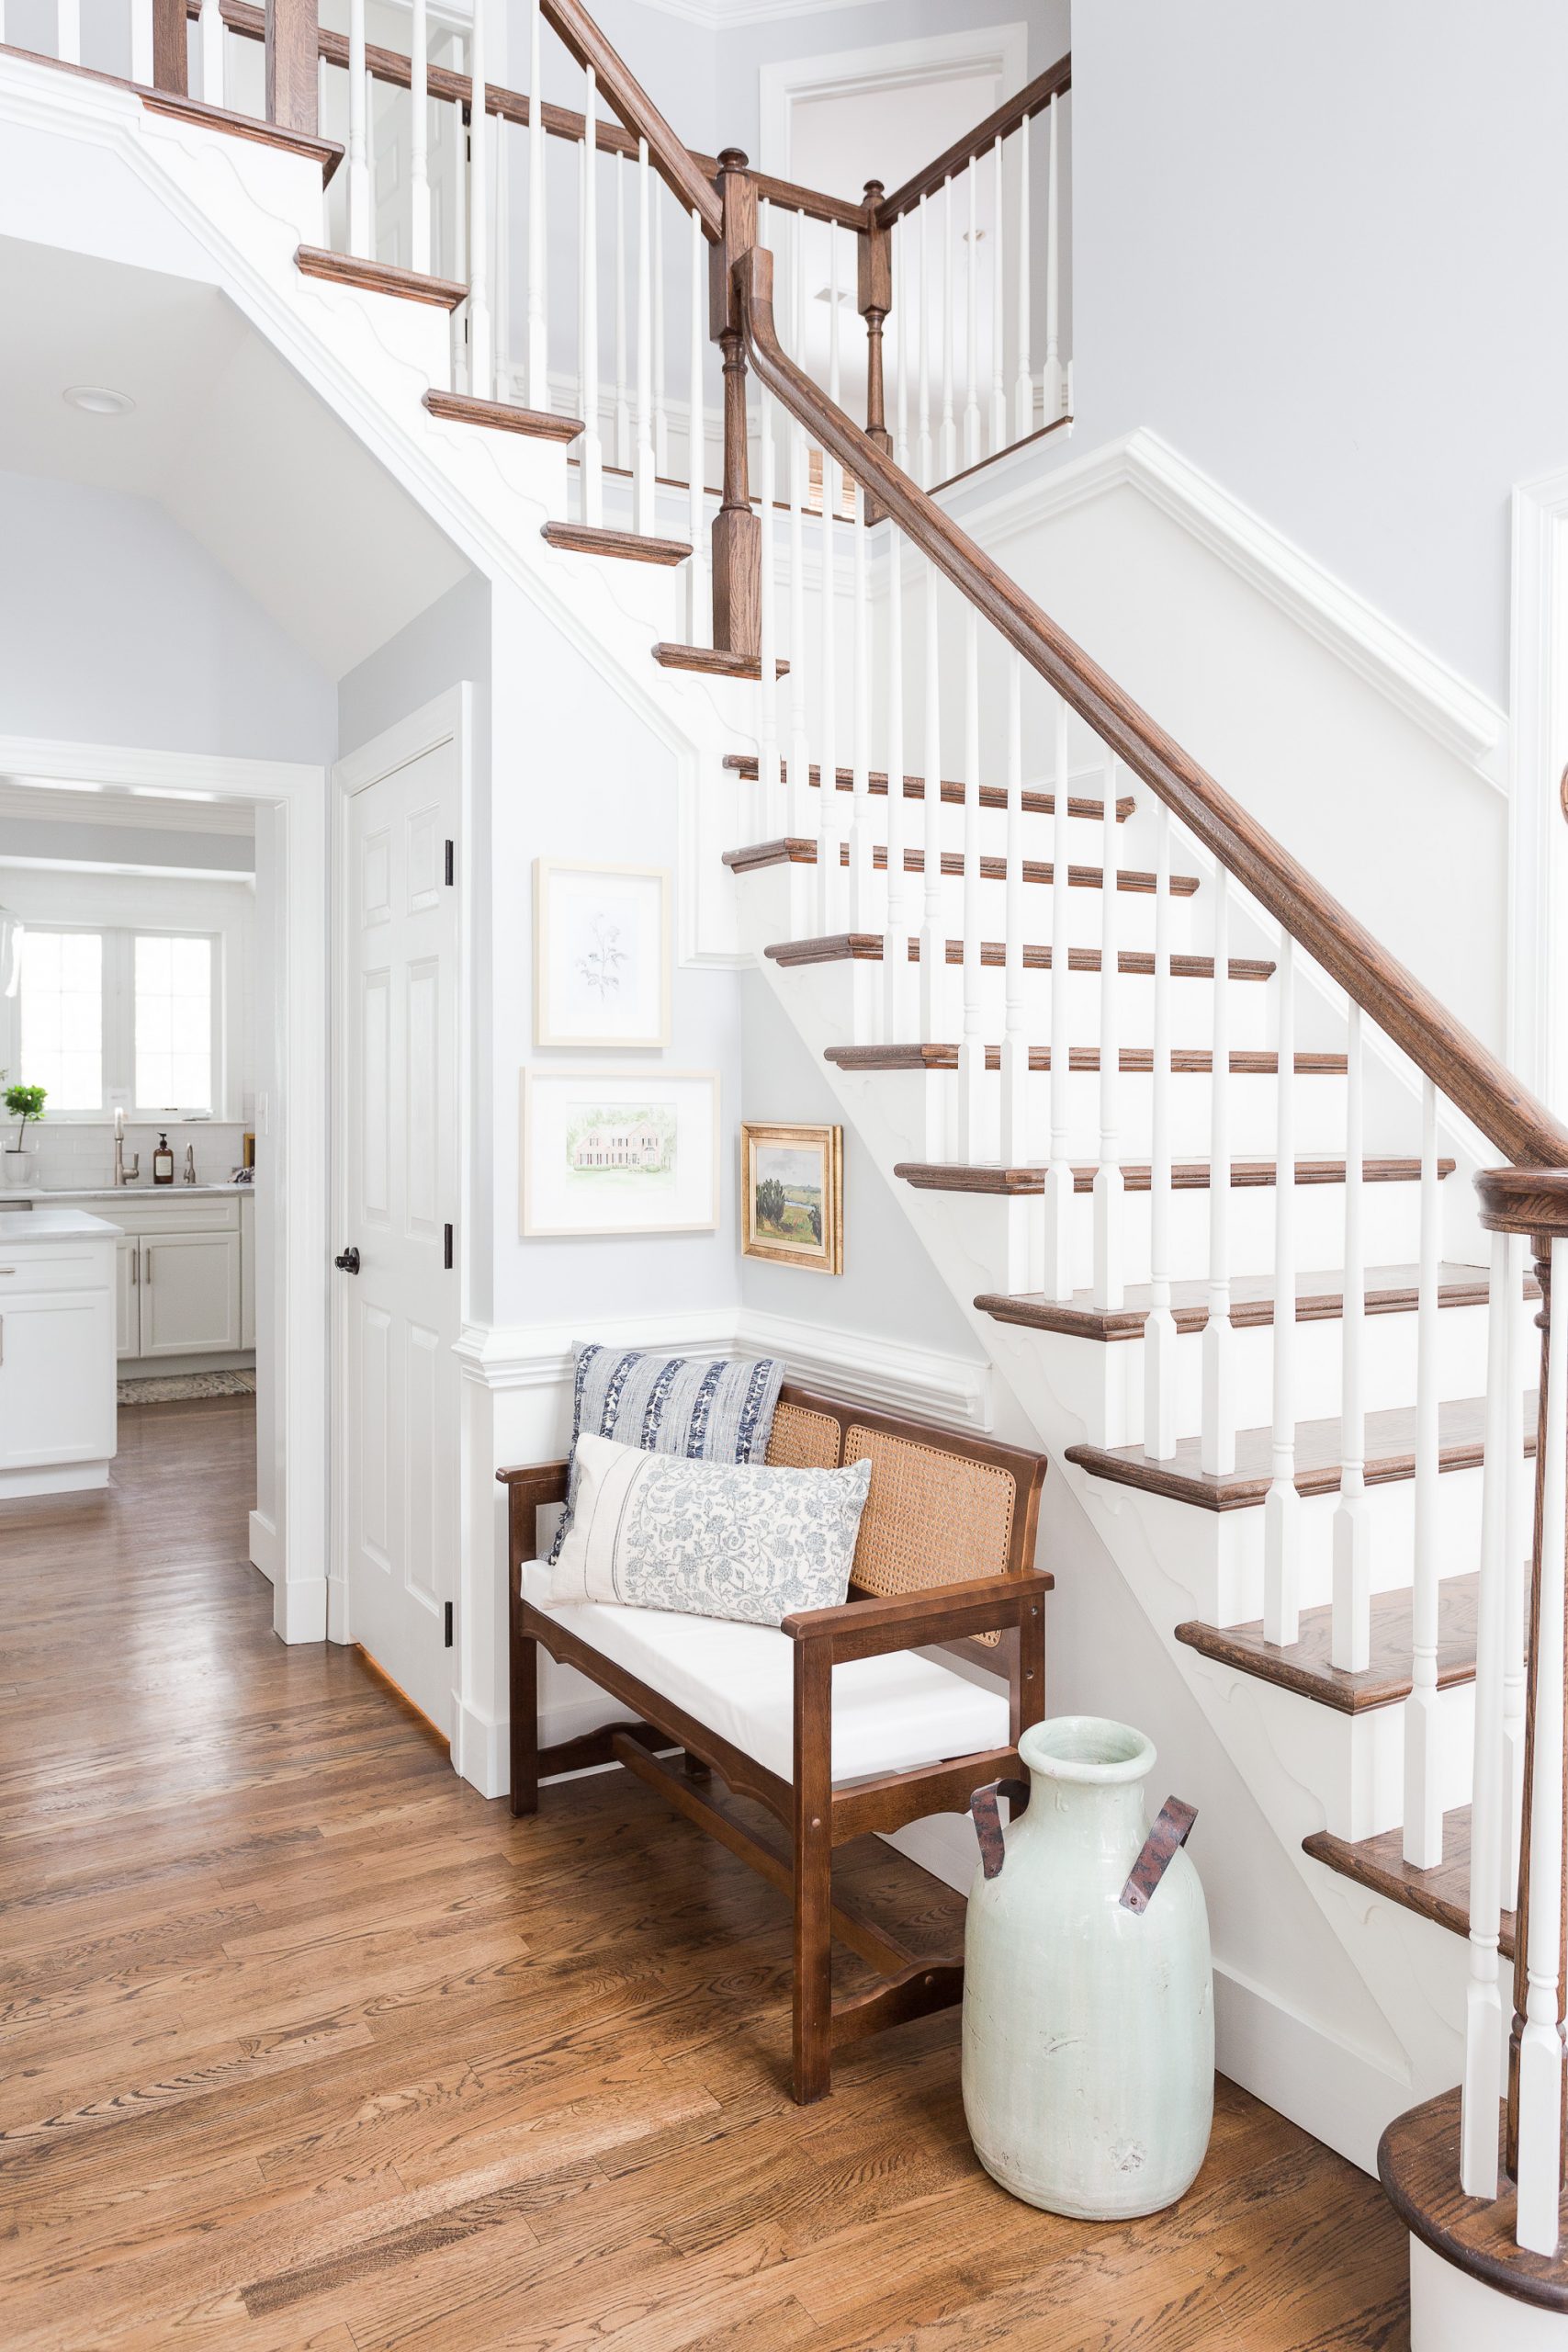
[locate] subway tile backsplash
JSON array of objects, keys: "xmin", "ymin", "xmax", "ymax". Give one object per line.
[{"xmin": 17, "ymin": 1123, "xmax": 251, "ymax": 1191}]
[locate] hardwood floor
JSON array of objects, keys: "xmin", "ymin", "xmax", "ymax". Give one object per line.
[{"xmin": 0, "ymin": 1398, "xmax": 1411, "ymax": 2350}]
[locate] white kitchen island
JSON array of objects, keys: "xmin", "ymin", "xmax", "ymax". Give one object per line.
[{"xmin": 0, "ymin": 1207, "xmax": 119, "ymax": 1497}]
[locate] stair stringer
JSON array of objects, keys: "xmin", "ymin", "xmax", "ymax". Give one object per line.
[
  {"xmin": 744, "ymin": 901, "xmax": 1485, "ymax": 2177},
  {"xmin": 0, "ymin": 49, "xmax": 761, "ymax": 967}
]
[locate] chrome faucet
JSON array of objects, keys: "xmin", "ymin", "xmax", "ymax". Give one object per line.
[{"xmin": 113, "ymin": 1108, "xmax": 140, "ymax": 1188}]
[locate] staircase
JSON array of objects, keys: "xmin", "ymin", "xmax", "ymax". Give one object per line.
[{"xmin": 6, "ymin": 0, "xmax": 1568, "ymax": 2338}]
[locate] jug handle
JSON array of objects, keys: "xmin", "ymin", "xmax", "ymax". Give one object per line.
[
  {"xmin": 969, "ymin": 1777, "xmax": 1031, "ymax": 1879},
  {"xmin": 1119, "ymin": 1796, "xmax": 1199, "ymax": 1913}
]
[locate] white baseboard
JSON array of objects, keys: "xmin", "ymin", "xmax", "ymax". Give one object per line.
[
  {"xmin": 248, "ymin": 1508, "xmax": 277, "ymax": 1584},
  {"xmin": 453, "ymin": 1696, "xmax": 508, "ymax": 1801},
  {"xmin": 272, "ymin": 1572, "xmax": 327, "ymax": 1644},
  {"xmin": 0, "ymin": 1458, "xmax": 109, "ymax": 1497}
]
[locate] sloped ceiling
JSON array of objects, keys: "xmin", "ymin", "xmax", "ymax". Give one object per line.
[{"xmin": 0, "ymin": 236, "xmax": 470, "ymax": 678}]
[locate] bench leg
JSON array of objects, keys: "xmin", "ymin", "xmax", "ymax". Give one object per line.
[
  {"xmin": 792, "ymin": 1642, "xmax": 833, "ymax": 2103},
  {"xmin": 511, "ymin": 1624, "xmax": 539, "ymax": 1818}
]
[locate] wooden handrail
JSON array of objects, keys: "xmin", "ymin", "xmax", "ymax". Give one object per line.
[
  {"xmin": 733, "ymin": 240, "xmax": 1568, "ymax": 1170},
  {"xmin": 539, "ymin": 0, "xmax": 718, "ymax": 230},
  {"xmin": 875, "ymin": 52, "xmax": 1072, "ymax": 229}
]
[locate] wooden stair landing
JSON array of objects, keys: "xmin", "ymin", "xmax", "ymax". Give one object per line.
[
  {"xmin": 1066, "ymin": 1381, "xmax": 1533, "ymax": 1512},
  {"xmin": 723, "ymin": 752, "xmax": 1135, "ymax": 822},
  {"xmin": 725, "ymin": 838, "xmax": 1200, "ymax": 894},
  {"xmin": 544, "ymin": 522, "xmax": 692, "ymax": 564},
  {"xmin": 977, "ymin": 1261, "xmax": 1521, "ymax": 1343},
  {"xmin": 897, "ymin": 1157, "xmax": 1451, "ymax": 1201},
  {"xmin": 295, "ymin": 246, "xmax": 468, "ymax": 309},
  {"xmin": 829, "ymin": 1044, "xmax": 1347, "ymax": 1080},
  {"xmin": 766, "ymin": 935, "xmax": 1277, "ymax": 980},
  {"xmin": 1306, "ymin": 1809, "xmax": 1514, "ymax": 1960},
  {"xmin": 142, "ymin": 88, "xmax": 344, "ymax": 178},
  {"xmin": 423, "ymin": 391, "xmax": 583, "ymax": 441},
  {"xmin": 1176, "ymin": 1573, "xmax": 1479, "ymax": 1713}
]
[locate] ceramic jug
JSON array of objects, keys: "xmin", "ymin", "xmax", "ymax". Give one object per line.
[{"xmin": 962, "ymin": 1714, "xmax": 1213, "ymax": 2219}]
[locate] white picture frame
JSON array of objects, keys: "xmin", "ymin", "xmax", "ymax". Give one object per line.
[
  {"xmin": 534, "ymin": 857, "xmax": 671, "ymax": 1051},
  {"xmin": 520, "ymin": 1066, "xmax": 720, "ymax": 1237}
]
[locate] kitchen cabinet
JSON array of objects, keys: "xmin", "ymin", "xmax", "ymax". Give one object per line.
[
  {"xmin": 0, "ymin": 1210, "xmax": 118, "ymax": 1497},
  {"xmin": 137, "ymin": 1230, "xmax": 243, "ymax": 1356}
]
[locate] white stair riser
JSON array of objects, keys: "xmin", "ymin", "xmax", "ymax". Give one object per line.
[
  {"xmin": 1197, "ymin": 1665, "xmax": 1476, "ymax": 1843},
  {"xmin": 832, "ymin": 873, "xmax": 1202, "ymax": 952},
  {"xmin": 893, "ymin": 967, "xmax": 1279, "ymax": 1049},
  {"xmin": 914, "ymin": 1069, "xmax": 1352, "ymax": 1160}
]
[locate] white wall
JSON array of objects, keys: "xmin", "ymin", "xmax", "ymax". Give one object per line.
[{"xmin": 1071, "ymin": 0, "xmax": 1568, "ymax": 706}]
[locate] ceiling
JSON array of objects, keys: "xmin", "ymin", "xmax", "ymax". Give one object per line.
[{"xmin": 0, "ymin": 238, "xmax": 470, "ymax": 679}]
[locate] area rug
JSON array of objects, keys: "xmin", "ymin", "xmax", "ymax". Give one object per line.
[{"xmin": 118, "ymin": 1371, "xmax": 258, "ymax": 1405}]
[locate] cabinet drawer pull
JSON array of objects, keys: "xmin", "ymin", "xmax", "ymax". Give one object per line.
[{"xmin": 0, "ymin": 1267, "xmax": 14, "ymax": 1276}]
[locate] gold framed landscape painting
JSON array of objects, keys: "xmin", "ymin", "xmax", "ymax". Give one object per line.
[{"xmin": 741, "ymin": 1122, "xmax": 843, "ymax": 1274}]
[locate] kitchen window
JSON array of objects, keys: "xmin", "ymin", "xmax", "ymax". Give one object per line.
[{"xmin": 17, "ymin": 927, "xmax": 220, "ymax": 1116}]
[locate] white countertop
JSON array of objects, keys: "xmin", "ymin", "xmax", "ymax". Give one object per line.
[
  {"xmin": 0, "ymin": 1184, "xmax": 254, "ymax": 1202},
  {"xmin": 0, "ymin": 1206, "xmax": 123, "ymax": 1241}
]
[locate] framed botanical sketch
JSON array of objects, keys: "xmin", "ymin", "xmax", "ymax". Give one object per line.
[
  {"xmin": 521, "ymin": 1067, "xmax": 719, "ymax": 1237},
  {"xmin": 534, "ymin": 858, "xmax": 671, "ymax": 1050},
  {"xmin": 740, "ymin": 1122, "xmax": 844, "ymax": 1274}
]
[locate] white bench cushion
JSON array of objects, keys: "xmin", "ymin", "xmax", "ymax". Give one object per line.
[{"xmin": 523, "ymin": 1561, "xmax": 1010, "ymax": 1787}]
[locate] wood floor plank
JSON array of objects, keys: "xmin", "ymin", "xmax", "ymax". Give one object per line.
[{"xmin": 0, "ymin": 1396, "xmax": 1407, "ymax": 2348}]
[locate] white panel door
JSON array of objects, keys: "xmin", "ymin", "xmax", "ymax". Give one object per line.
[
  {"xmin": 336, "ymin": 741, "xmax": 459, "ymax": 1735},
  {"xmin": 138, "ymin": 1232, "xmax": 243, "ymax": 1357}
]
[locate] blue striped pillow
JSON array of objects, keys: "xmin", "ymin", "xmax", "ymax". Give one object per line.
[{"xmin": 548, "ymin": 1342, "xmax": 785, "ymax": 1564}]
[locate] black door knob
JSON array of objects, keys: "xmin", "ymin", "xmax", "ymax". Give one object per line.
[{"xmin": 333, "ymin": 1247, "xmax": 361, "ymax": 1274}]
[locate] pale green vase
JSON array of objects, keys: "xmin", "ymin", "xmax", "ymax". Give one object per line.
[{"xmin": 962, "ymin": 1714, "xmax": 1213, "ymax": 2219}]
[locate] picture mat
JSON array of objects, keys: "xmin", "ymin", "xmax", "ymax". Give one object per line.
[
  {"xmin": 534, "ymin": 860, "xmax": 671, "ymax": 1049},
  {"xmin": 522, "ymin": 1068, "xmax": 719, "ymax": 1235}
]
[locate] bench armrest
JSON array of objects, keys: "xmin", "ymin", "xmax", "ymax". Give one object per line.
[
  {"xmin": 499, "ymin": 1459, "xmax": 570, "ymax": 1570},
  {"xmin": 781, "ymin": 1568, "xmax": 1052, "ymax": 1662}
]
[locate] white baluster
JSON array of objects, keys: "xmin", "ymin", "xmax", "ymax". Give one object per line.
[
  {"xmin": 613, "ymin": 153, "xmax": 629, "ymax": 471},
  {"xmin": 963, "ymin": 164, "xmax": 981, "ymax": 469},
  {"xmin": 918, "ymin": 572, "xmax": 944, "ymax": 1039},
  {"xmin": 1262, "ymin": 936, "xmax": 1301, "ymax": 1645},
  {"xmin": 940, "ymin": 175, "xmax": 956, "ymax": 480},
  {"xmin": 198, "ymin": 0, "xmax": 222, "ymax": 106},
  {"xmin": 1403, "ymin": 1077, "xmax": 1443, "ymax": 1869},
  {"xmin": 1331, "ymin": 1003, "xmax": 1371, "ymax": 1671},
  {"xmin": 653, "ymin": 197, "xmax": 668, "ymax": 478},
  {"xmin": 56, "ymin": 0, "xmax": 79, "ymax": 63},
  {"xmin": 467, "ymin": 0, "xmax": 492, "ymax": 396},
  {"xmin": 1517, "ymin": 1234, "xmax": 1568, "ymax": 2256},
  {"xmin": 817, "ymin": 432, "xmax": 839, "ymax": 933},
  {"xmin": 882, "ymin": 528, "xmax": 907, "ymax": 1043},
  {"xmin": 1201, "ymin": 866, "xmax": 1235, "ymax": 1476},
  {"xmin": 406, "ymin": 0, "xmax": 430, "ymax": 273},
  {"xmin": 849, "ymin": 458, "xmax": 872, "ymax": 935},
  {"xmin": 916, "ymin": 192, "xmax": 933, "ymax": 490},
  {"xmin": 989, "ymin": 138, "xmax": 1007, "ymax": 456},
  {"xmin": 1043, "ymin": 94, "xmax": 1064, "ymax": 420},
  {"xmin": 130, "ymin": 0, "xmax": 153, "ymax": 85},
  {"xmin": 999, "ymin": 651, "xmax": 1027, "ymax": 1164},
  {"xmin": 578, "ymin": 80, "xmax": 602, "ymax": 526},
  {"xmin": 1502, "ymin": 1250, "xmax": 1529, "ymax": 1908},
  {"xmin": 758, "ymin": 383, "xmax": 780, "ymax": 842},
  {"xmin": 1013, "ymin": 122, "xmax": 1032, "ymax": 442},
  {"xmin": 632, "ymin": 141, "xmax": 655, "ymax": 531},
  {"xmin": 1092, "ymin": 746, "xmax": 1123, "ymax": 1310},
  {"xmin": 347, "ymin": 0, "xmax": 371, "ymax": 258},
  {"xmin": 1461, "ymin": 1227, "xmax": 1524, "ymax": 2199},
  {"xmin": 1144, "ymin": 796, "xmax": 1178, "ymax": 1459},
  {"xmin": 894, "ymin": 220, "xmax": 910, "ymax": 475},
  {"xmin": 686, "ymin": 207, "xmax": 707, "ymax": 638},
  {"xmin": 525, "ymin": 0, "xmax": 547, "ymax": 408},
  {"xmin": 957, "ymin": 608, "xmax": 984, "ymax": 1157},
  {"xmin": 1042, "ymin": 694, "xmax": 1075, "ymax": 1300}
]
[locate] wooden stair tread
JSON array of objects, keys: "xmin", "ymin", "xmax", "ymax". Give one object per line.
[
  {"xmin": 723, "ymin": 757, "xmax": 1136, "ymax": 820},
  {"xmin": 296, "ymin": 245, "xmax": 468, "ymax": 309},
  {"xmin": 424, "ymin": 390, "xmax": 582, "ymax": 441},
  {"xmin": 827, "ymin": 1044, "xmax": 1347, "ymax": 1078},
  {"xmin": 896, "ymin": 1157, "xmax": 1453, "ymax": 1200},
  {"xmin": 724, "ymin": 837, "xmax": 1200, "ymax": 894},
  {"xmin": 1175, "ymin": 1572, "xmax": 1479, "ymax": 1713},
  {"xmin": 654, "ymin": 644, "xmax": 789, "ymax": 679},
  {"xmin": 544, "ymin": 522, "xmax": 692, "ymax": 564},
  {"xmin": 142, "ymin": 88, "xmax": 344, "ymax": 180},
  {"xmin": 1379, "ymin": 2088, "xmax": 1568, "ymax": 2313},
  {"xmin": 1305, "ymin": 1811, "xmax": 1514, "ymax": 1959},
  {"xmin": 977, "ymin": 1260, "xmax": 1521, "ymax": 1342},
  {"xmin": 765, "ymin": 935, "xmax": 1277, "ymax": 980},
  {"xmin": 1066, "ymin": 1382, "xmax": 1532, "ymax": 1512}
]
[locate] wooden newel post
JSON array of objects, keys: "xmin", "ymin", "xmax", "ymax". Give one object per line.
[
  {"xmin": 1477, "ymin": 1165, "xmax": 1568, "ymax": 2206},
  {"xmin": 152, "ymin": 0, "xmax": 188, "ymax": 94},
  {"xmin": 266, "ymin": 0, "xmax": 321, "ymax": 135},
  {"xmin": 709, "ymin": 148, "xmax": 761, "ymax": 660}
]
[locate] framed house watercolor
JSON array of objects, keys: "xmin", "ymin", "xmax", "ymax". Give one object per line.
[
  {"xmin": 740, "ymin": 1122, "xmax": 844, "ymax": 1274},
  {"xmin": 521, "ymin": 1068, "xmax": 719, "ymax": 1237},
  {"xmin": 534, "ymin": 859, "xmax": 671, "ymax": 1051}
]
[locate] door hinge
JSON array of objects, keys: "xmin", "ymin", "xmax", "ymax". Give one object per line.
[
  {"xmin": 444, "ymin": 1600, "xmax": 454, "ymax": 1648},
  {"xmin": 444, "ymin": 838, "xmax": 454, "ymax": 887},
  {"xmin": 444, "ymin": 1221, "xmax": 454, "ymax": 1271}
]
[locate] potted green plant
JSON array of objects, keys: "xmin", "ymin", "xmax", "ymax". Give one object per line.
[{"xmin": 3, "ymin": 1080, "xmax": 46, "ymax": 1189}]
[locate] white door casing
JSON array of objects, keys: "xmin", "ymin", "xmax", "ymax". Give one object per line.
[{"xmin": 333, "ymin": 700, "xmax": 463, "ymax": 1738}]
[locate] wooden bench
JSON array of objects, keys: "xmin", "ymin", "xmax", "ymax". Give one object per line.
[{"xmin": 499, "ymin": 1383, "xmax": 1050, "ymax": 2102}]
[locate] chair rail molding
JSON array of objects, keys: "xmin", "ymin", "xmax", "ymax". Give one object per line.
[
  {"xmin": 939, "ymin": 428, "xmax": 1509, "ymax": 791},
  {"xmin": 1507, "ymin": 461, "xmax": 1568, "ymax": 1115}
]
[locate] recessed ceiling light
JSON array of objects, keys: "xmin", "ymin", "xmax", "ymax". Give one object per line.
[{"xmin": 63, "ymin": 385, "xmax": 136, "ymax": 416}]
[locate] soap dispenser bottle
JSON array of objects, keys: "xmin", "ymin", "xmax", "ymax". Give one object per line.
[{"xmin": 152, "ymin": 1133, "xmax": 175, "ymax": 1185}]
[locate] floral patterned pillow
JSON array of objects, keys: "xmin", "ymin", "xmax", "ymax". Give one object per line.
[{"xmin": 546, "ymin": 1430, "xmax": 872, "ymax": 1628}]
